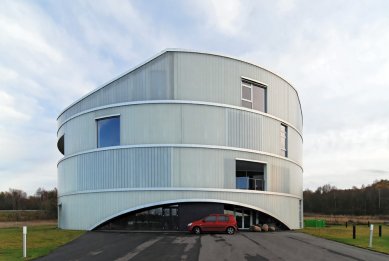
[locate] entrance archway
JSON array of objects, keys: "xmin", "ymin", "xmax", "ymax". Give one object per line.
[{"xmin": 94, "ymin": 201, "xmax": 289, "ymax": 231}]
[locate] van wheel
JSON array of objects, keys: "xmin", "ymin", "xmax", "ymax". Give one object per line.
[
  {"xmin": 193, "ymin": 226, "xmax": 201, "ymax": 235},
  {"xmin": 226, "ymin": 227, "xmax": 235, "ymax": 235}
]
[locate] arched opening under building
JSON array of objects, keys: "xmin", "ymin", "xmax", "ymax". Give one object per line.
[{"xmin": 95, "ymin": 202, "xmax": 289, "ymax": 231}]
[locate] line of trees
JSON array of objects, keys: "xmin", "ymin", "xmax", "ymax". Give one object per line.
[
  {"xmin": 0, "ymin": 188, "xmax": 57, "ymax": 219},
  {"xmin": 304, "ymin": 179, "xmax": 389, "ymax": 215}
]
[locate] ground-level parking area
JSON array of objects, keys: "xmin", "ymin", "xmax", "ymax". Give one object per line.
[{"xmin": 38, "ymin": 231, "xmax": 388, "ymax": 261}]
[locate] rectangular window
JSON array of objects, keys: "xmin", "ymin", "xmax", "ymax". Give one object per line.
[
  {"xmin": 236, "ymin": 160, "xmax": 265, "ymax": 191},
  {"xmin": 241, "ymin": 79, "xmax": 266, "ymax": 112},
  {"xmin": 280, "ymin": 124, "xmax": 288, "ymax": 157},
  {"xmin": 97, "ymin": 116, "xmax": 120, "ymax": 148}
]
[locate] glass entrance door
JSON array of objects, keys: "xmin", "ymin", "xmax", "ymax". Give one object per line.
[
  {"xmin": 235, "ymin": 208, "xmax": 251, "ymax": 229},
  {"xmin": 162, "ymin": 206, "xmax": 179, "ymax": 230}
]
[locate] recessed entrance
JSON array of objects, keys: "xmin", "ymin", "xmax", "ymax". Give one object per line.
[
  {"xmin": 162, "ymin": 206, "xmax": 179, "ymax": 230},
  {"xmin": 95, "ymin": 202, "xmax": 288, "ymax": 231},
  {"xmin": 235, "ymin": 208, "xmax": 251, "ymax": 229}
]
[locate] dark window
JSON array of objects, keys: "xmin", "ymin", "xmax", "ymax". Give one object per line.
[
  {"xmin": 204, "ymin": 216, "xmax": 217, "ymax": 222},
  {"xmin": 236, "ymin": 160, "xmax": 265, "ymax": 191},
  {"xmin": 241, "ymin": 79, "xmax": 266, "ymax": 112},
  {"xmin": 97, "ymin": 116, "xmax": 120, "ymax": 148},
  {"xmin": 57, "ymin": 135, "xmax": 64, "ymax": 155},
  {"xmin": 280, "ymin": 124, "xmax": 288, "ymax": 157}
]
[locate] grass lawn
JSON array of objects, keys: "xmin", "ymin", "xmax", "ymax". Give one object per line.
[
  {"xmin": 302, "ymin": 224, "xmax": 389, "ymax": 254},
  {"xmin": 0, "ymin": 225, "xmax": 84, "ymax": 260}
]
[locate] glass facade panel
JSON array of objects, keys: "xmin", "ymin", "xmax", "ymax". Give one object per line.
[
  {"xmin": 242, "ymin": 86, "xmax": 251, "ymax": 100},
  {"xmin": 97, "ymin": 116, "xmax": 120, "ymax": 148},
  {"xmin": 252, "ymin": 85, "xmax": 266, "ymax": 112}
]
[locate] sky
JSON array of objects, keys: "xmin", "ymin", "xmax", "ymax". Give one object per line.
[{"xmin": 0, "ymin": 0, "xmax": 388, "ymax": 195}]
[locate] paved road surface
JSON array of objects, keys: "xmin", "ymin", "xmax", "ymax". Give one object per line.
[{"xmin": 38, "ymin": 231, "xmax": 388, "ymax": 261}]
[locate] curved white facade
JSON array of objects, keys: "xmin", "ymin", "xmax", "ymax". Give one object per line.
[{"xmin": 57, "ymin": 50, "xmax": 303, "ymax": 230}]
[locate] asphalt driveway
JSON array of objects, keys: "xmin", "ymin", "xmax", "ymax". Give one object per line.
[{"xmin": 38, "ymin": 231, "xmax": 388, "ymax": 261}]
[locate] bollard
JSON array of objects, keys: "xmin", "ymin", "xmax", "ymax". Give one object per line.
[
  {"xmin": 369, "ymin": 224, "xmax": 374, "ymax": 248},
  {"xmin": 379, "ymin": 225, "xmax": 382, "ymax": 237},
  {"xmin": 353, "ymin": 225, "xmax": 356, "ymax": 239},
  {"xmin": 23, "ymin": 226, "xmax": 27, "ymax": 258},
  {"xmin": 345, "ymin": 221, "xmax": 347, "ymax": 228}
]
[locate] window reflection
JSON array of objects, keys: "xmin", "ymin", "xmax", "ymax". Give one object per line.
[{"xmin": 97, "ymin": 116, "xmax": 120, "ymax": 148}]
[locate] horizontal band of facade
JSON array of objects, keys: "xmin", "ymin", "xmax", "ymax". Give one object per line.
[
  {"xmin": 57, "ymin": 100, "xmax": 303, "ymax": 139},
  {"xmin": 57, "ymin": 49, "xmax": 302, "ymax": 122},
  {"xmin": 58, "ymin": 190, "xmax": 301, "ymax": 230},
  {"xmin": 57, "ymin": 143, "xmax": 303, "ymax": 170},
  {"xmin": 59, "ymin": 187, "xmax": 302, "ymax": 199}
]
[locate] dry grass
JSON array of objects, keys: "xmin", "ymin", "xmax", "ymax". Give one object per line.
[
  {"xmin": 304, "ymin": 214, "xmax": 389, "ymax": 225},
  {"xmin": 0, "ymin": 220, "xmax": 57, "ymax": 228},
  {"xmin": 302, "ymin": 224, "xmax": 389, "ymax": 254},
  {"xmin": 0, "ymin": 225, "xmax": 84, "ymax": 260}
]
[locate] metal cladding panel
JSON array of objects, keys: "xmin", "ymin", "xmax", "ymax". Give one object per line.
[
  {"xmin": 226, "ymin": 108, "xmax": 263, "ymax": 151},
  {"xmin": 171, "ymin": 147, "xmax": 302, "ymax": 197},
  {"xmin": 59, "ymin": 104, "xmax": 302, "ymax": 165},
  {"xmin": 181, "ymin": 105, "xmax": 225, "ymax": 145},
  {"xmin": 59, "ymin": 146, "xmax": 302, "ymax": 197},
  {"xmin": 122, "ymin": 104, "xmax": 182, "ymax": 145},
  {"xmin": 58, "ymin": 107, "xmax": 123, "ymax": 155},
  {"xmin": 173, "ymin": 52, "xmax": 302, "ymax": 132},
  {"xmin": 58, "ymin": 52, "xmax": 174, "ymax": 127},
  {"xmin": 58, "ymin": 190, "xmax": 300, "ymax": 230},
  {"xmin": 288, "ymin": 128, "xmax": 303, "ymax": 165},
  {"xmin": 58, "ymin": 148, "xmax": 171, "ymax": 195}
]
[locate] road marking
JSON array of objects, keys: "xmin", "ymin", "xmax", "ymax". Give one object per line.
[
  {"xmin": 114, "ymin": 237, "xmax": 162, "ymax": 261},
  {"xmin": 89, "ymin": 250, "xmax": 103, "ymax": 256}
]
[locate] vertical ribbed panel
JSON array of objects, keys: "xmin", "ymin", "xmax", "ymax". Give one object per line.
[
  {"xmin": 59, "ymin": 190, "xmax": 301, "ymax": 230},
  {"xmin": 58, "ymin": 147, "xmax": 171, "ymax": 195},
  {"xmin": 173, "ymin": 52, "xmax": 302, "ymax": 133},
  {"xmin": 59, "ymin": 104, "xmax": 302, "ymax": 165},
  {"xmin": 122, "ymin": 104, "xmax": 182, "ymax": 145},
  {"xmin": 58, "ymin": 52, "xmax": 174, "ymax": 126},
  {"xmin": 59, "ymin": 146, "xmax": 302, "ymax": 197},
  {"xmin": 171, "ymin": 147, "xmax": 303, "ymax": 197},
  {"xmin": 58, "ymin": 51, "xmax": 302, "ymax": 132},
  {"xmin": 226, "ymin": 108, "xmax": 263, "ymax": 151},
  {"xmin": 181, "ymin": 105, "xmax": 225, "ymax": 145}
]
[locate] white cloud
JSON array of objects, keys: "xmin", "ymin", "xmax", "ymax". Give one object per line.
[
  {"xmin": 187, "ymin": 0, "xmax": 250, "ymax": 37},
  {"xmin": 0, "ymin": 0, "xmax": 389, "ymax": 194},
  {"xmin": 0, "ymin": 91, "xmax": 30, "ymax": 121}
]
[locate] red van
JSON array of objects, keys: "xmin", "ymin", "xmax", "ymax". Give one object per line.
[{"xmin": 187, "ymin": 214, "xmax": 238, "ymax": 235}]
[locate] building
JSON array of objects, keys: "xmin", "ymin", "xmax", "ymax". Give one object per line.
[{"xmin": 57, "ymin": 49, "xmax": 303, "ymax": 231}]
